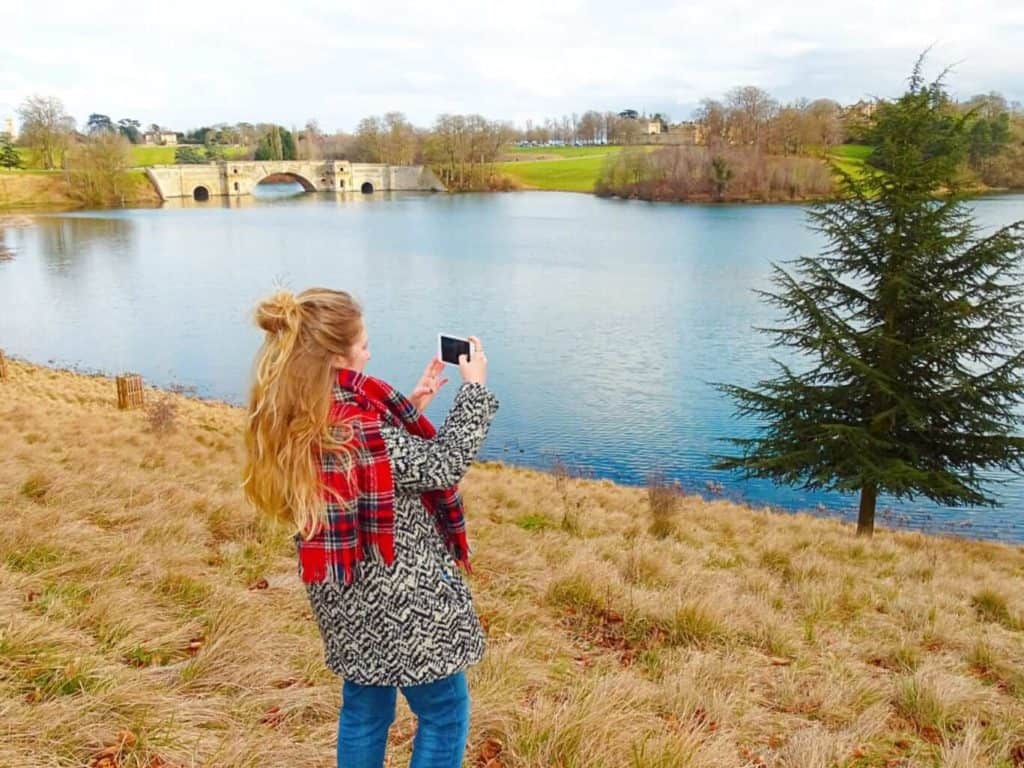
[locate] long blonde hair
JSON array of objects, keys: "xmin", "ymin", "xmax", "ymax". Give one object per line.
[{"xmin": 242, "ymin": 287, "xmax": 362, "ymax": 539}]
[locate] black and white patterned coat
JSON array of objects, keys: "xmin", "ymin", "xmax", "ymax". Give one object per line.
[{"xmin": 300, "ymin": 381, "xmax": 499, "ymax": 686}]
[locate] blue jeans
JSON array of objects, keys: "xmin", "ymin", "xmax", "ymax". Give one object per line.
[{"xmin": 337, "ymin": 670, "xmax": 471, "ymax": 768}]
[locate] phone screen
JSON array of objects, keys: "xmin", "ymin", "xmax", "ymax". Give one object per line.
[{"xmin": 440, "ymin": 335, "xmax": 471, "ymax": 365}]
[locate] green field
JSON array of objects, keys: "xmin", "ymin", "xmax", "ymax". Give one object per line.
[
  {"xmin": 828, "ymin": 144, "xmax": 873, "ymax": 178},
  {"xmin": 498, "ymin": 145, "xmax": 624, "ymax": 192},
  {"xmin": 129, "ymin": 145, "xmax": 177, "ymax": 166},
  {"xmin": 9, "ymin": 144, "xmax": 249, "ymax": 170},
  {"xmin": 129, "ymin": 144, "xmax": 249, "ymax": 166},
  {"xmin": 502, "ymin": 144, "xmax": 624, "ymax": 160}
]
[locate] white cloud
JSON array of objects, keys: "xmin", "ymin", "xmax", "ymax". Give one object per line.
[{"xmin": 2, "ymin": 0, "xmax": 1021, "ymax": 131}]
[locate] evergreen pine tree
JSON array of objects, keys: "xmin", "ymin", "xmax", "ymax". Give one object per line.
[
  {"xmin": 0, "ymin": 133, "xmax": 22, "ymax": 170},
  {"xmin": 279, "ymin": 127, "xmax": 296, "ymax": 160},
  {"xmin": 713, "ymin": 57, "xmax": 1024, "ymax": 536},
  {"xmin": 254, "ymin": 127, "xmax": 283, "ymax": 161}
]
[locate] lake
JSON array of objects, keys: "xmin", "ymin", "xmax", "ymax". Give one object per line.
[{"xmin": 3, "ymin": 188, "xmax": 1024, "ymax": 542}]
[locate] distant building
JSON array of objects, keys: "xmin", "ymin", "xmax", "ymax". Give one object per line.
[
  {"xmin": 646, "ymin": 121, "xmax": 706, "ymax": 147},
  {"xmin": 667, "ymin": 121, "xmax": 702, "ymax": 145},
  {"xmin": 141, "ymin": 130, "xmax": 178, "ymax": 146},
  {"xmin": 844, "ymin": 99, "xmax": 877, "ymax": 119},
  {"xmin": 646, "ymin": 118, "xmax": 666, "ymax": 135},
  {"xmin": 2, "ymin": 117, "xmax": 14, "ymax": 139}
]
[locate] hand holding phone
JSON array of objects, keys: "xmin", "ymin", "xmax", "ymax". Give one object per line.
[
  {"xmin": 439, "ymin": 333, "xmax": 471, "ymax": 366},
  {"xmin": 439, "ymin": 333, "xmax": 487, "ymax": 386}
]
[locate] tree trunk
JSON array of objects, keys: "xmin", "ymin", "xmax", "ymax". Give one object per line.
[{"xmin": 857, "ymin": 482, "xmax": 876, "ymax": 537}]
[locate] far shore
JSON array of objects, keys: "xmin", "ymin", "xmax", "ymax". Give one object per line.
[{"xmin": 3, "ymin": 171, "xmax": 1022, "ymax": 214}]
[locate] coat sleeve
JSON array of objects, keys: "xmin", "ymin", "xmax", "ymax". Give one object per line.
[{"xmin": 379, "ymin": 382, "xmax": 499, "ymax": 493}]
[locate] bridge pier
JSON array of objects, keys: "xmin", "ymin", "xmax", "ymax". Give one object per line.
[{"xmin": 145, "ymin": 161, "xmax": 445, "ymax": 201}]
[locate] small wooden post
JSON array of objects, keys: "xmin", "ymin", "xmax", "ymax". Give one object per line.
[
  {"xmin": 0, "ymin": 349, "xmax": 8, "ymax": 381},
  {"xmin": 116, "ymin": 373, "xmax": 145, "ymax": 410}
]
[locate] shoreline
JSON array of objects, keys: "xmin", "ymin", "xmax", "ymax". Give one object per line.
[
  {"xmin": 5, "ymin": 352, "xmax": 1021, "ymax": 547},
  {"xmin": 4, "ymin": 185, "xmax": 1023, "ymax": 215}
]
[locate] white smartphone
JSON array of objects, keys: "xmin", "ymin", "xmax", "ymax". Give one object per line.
[{"xmin": 438, "ymin": 333, "xmax": 471, "ymax": 366}]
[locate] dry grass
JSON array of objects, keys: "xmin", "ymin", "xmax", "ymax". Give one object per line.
[
  {"xmin": 2, "ymin": 359, "xmax": 1024, "ymax": 767},
  {"xmin": 0, "ymin": 171, "xmax": 160, "ymax": 211}
]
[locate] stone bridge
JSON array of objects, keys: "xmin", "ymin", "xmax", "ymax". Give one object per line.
[{"xmin": 145, "ymin": 161, "xmax": 445, "ymax": 200}]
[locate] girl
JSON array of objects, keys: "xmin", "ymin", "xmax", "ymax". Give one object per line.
[{"xmin": 243, "ymin": 287, "xmax": 499, "ymax": 768}]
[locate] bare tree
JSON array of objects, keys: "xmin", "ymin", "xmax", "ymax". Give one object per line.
[
  {"xmin": 578, "ymin": 110, "xmax": 603, "ymax": 144},
  {"xmin": 964, "ymin": 92, "xmax": 1009, "ymax": 120},
  {"xmin": 806, "ymin": 99, "xmax": 843, "ymax": 148},
  {"xmin": 65, "ymin": 133, "xmax": 133, "ymax": 206},
  {"xmin": 297, "ymin": 119, "xmax": 324, "ymax": 160},
  {"xmin": 321, "ymin": 131, "xmax": 357, "ymax": 160},
  {"xmin": 770, "ymin": 103, "xmax": 804, "ymax": 155},
  {"xmin": 725, "ymin": 86, "xmax": 778, "ymax": 150},
  {"xmin": 354, "ymin": 116, "xmax": 386, "ymax": 162},
  {"xmin": 383, "ymin": 112, "xmax": 419, "ymax": 165},
  {"xmin": 17, "ymin": 95, "xmax": 75, "ymax": 169},
  {"xmin": 694, "ymin": 99, "xmax": 728, "ymax": 150},
  {"xmin": 424, "ymin": 113, "xmax": 510, "ymax": 189}
]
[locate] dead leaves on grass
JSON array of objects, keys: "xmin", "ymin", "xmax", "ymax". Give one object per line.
[
  {"xmin": 88, "ymin": 731, "xmax": 184, "ymax": 768},
  {"xmin": 259, "ymin": 706, "xmax": 286, "ymax": 728},
  {"xmin": 185, "ymin": 634, "xmax": 204, "ymax": 655},
  {"xmin": 472, "ymin": 736, "xmax": 506, "ymax": 768}
]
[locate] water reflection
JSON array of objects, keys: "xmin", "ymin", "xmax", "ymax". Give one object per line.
[
  {"xmin": 0, "ymin": 237, "xmax": 14, "ymax": 262},
  {"xmin": 159, "ymin": 185, "xmax": 420, "ymax": 210},
  {"xmin": 21, "ymin": 215, "xmax": 137, "ymax": 276}
]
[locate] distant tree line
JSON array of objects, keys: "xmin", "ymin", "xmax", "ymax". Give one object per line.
[
  {"xmin": 595, "ymin": 146, "xmax": 834, "ymax": 202},
  {"xmin": 7, "ymin": 86, "xmax": 1024, "ymax": 196},
  {"xmin": 693, "ymin": 88, "xmax": 844, "ymax": 154},
  {"xmin": 959, "ymin": 92, "xmax": 1024, "ymax": 188},
  {"xmin": 344, "ymin": 112, "xmax": 517, "ymax": 190}
]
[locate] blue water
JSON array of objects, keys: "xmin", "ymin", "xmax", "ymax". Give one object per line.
[{"xmin": 3, "ymin": 188, "xmax": 1024, "ymax": 542}]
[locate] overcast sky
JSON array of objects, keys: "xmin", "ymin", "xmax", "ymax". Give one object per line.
[{"xmin": 3, "ymin": 0, "xmax": 1022, "ymax": 133}]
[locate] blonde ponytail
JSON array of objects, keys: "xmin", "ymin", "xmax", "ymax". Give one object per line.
[{"xmin": 242, "ymin": 287, "xmax": 363, "ymax": 538}]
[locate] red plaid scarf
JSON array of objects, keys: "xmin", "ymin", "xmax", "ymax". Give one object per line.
[{"xmin": 296, "ymin": 367, "xmax": 472, "ymax": 585}]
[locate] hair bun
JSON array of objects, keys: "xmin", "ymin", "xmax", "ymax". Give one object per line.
[{"xmin": 256, "ymin": 290, "xmax": 301, "ymax": 335}]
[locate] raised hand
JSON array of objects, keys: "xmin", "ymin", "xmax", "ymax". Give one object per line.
[
  {"xmin": 409, "ymin": 357, "xmax": 449, "ymax": 412},
  {"xmin": 458, "ymin": 336, "xmax": 488, "ymax": 385}
]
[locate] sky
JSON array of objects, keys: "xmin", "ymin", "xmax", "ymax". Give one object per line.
[{"xmin": 3, "ymin": 0, "xmax": 1022, "ymax": 134}]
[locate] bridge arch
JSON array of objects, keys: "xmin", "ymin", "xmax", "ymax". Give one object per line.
[
  {"xmin": 256, "ymin": 172, "xmax": 317, "ymax": 193},
  {"xmin": 360, "ymin": 182, "xmax": 374, "ymax": 194},
  {"xmin": 193, "ymin": 186, "xmax": 210, "ymax": 202}
]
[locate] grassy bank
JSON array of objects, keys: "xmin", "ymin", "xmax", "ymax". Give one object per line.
[
  {"xmin": 0, "ymin": 171, "xmax": 79, "ymax": 210},
  {"xmin": 2, "ymin": 360, "xmax": 1023, "ymax": 767},
  {"xmin": 828, "ymin": 144, "xmax": 873, "ymax": 179},
  {"xmin": 498, "ymin": 146, "xmax": 626, "ymax": 192},
  {"xmin": 0, "ymin": 170, "xmax": 161, "ymax": 210}
]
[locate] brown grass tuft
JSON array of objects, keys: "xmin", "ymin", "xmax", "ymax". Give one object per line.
[
  {"xmin": 646, "ymin": 470, "xmax": 680, "ymax": 539},
  {"xmin": 145, "ymin": 393, "xmax": 179, "ymax": 433}
]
